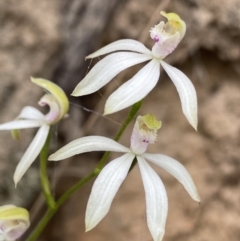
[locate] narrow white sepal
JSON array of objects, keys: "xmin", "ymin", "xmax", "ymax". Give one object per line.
[
  {"xmin": 137, "ymin": 156, "xmax": 168, "ymax": 241},
  {"xmin": 160, "ymin": 61, "xmax": 198, "ymax": 130},
  {"xmin": 72, "ymin": 52, "xmax": 152, "ymax": 96},
  {"xmin": 14, "ymin": 124, "xmax": 50, "ymax": 186},
  {"xmin": 143, "ymin": 153, "xmax": 200, "ymax": 202},
  {"xmin": 104, "ymin": 60, "xmax": 160, "ymax": 114},
  {"xmin": 48, "ymin": 136, "xmax": 130, "ymax": 161},
  {"xmin": 0, "ymin": 120, "xmax": 43, "ymax": 130},
  {"xmin": 18, "ymin": 106, "xmax": 45, "ymax": 120},
  {"xmin": 86, "ymin": 39, "xmax": 152, "ymax": 59},
  {"xmin": 85, "ymin": 153, "xmax": 135, "ymax": 231}
]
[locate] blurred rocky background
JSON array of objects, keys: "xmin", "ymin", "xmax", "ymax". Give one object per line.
[{"xmin": 0, "ymin": 0, "xmax": 240, "ymax": 240}]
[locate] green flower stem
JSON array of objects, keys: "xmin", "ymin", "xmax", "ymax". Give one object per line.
[
  {"xmin": 128, "ymin": 157, "xmax": 137, "ymax": 173},
  {"xmin": 39, "ymin": 128, "xmax": 56, "ymax": 209},
  {"xmin": 97, "ymin": 101, "xmax": 142, "ymax": 169},
  {"xmin": 26, "ymin": 101, "xmax": 142, "ymax": 241}
]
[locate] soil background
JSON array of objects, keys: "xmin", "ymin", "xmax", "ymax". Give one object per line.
[{"xmin": 0, "ymin": 0, "xmax": 240, "ymax": 241}]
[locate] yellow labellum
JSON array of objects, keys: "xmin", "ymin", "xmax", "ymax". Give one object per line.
[
  {"xmin": 0, "ymin": 206, "xmax": 29, "ymax": 222},
  {"xmin": 31, "ymin": 77, "xmax": 69, "ymax": 121},
  {"xmin": 160, "ymin": 11, "xmax": 186, "ymax": 39},
  {"xmin": 142, "ymin": 114, "xmax": 162, "ymax": 130}
]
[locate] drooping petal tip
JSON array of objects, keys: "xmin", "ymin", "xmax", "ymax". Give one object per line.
[
  {"xmin": 143, "ymin": 153, "xmax": 200, "ymax": 202},
  {"xmin": 13, "ymin": 124, "xmax": 50, "ymax": 186},
  {"xmin": 160, "ymin": 61, "xmax": 198, "ymax": 130},
  {"xmin": 85, "ymin": 153, "xmax": 134, "ymax": 232}
]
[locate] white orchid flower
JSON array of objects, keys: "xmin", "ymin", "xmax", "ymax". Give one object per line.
[
  {"xmin": 0, "ymin": 78, "xmax": 69, "ymax": 186},
  {"xmin": 49, "ymin": 114, "xmax": 200, "ymax": 241},
  {"xmin": 0, "ymin": 205, "xmax": 30, "ymax": 241},
  {"xmin": 72, "ymin": 12, "xmax": 198, "ymax": 130}
]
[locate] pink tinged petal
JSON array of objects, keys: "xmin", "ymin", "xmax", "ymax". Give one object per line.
[
  {"xmin": 104, "ymin": 59, "xmax": 160, "ymax": 115},
  {"xmin": 48, "ymin": 136, "xmax": 130, "ymax": 161},
  {"xmin": 0, "ymin": 120, "xmax": 43, "ymax": 130},
  {"xmin": 18, "ymin": 106, "xmax": 45, "ymax": 120},
  {"xmin": 85, "ymin": 153, "xmax": 135, "ymax": 231},
  {"xmin": 14, "ymin": 124, "xmax": 50, "ymax": 186},
  {"xmin": 71, "ymin": 52, "xmax": 152, "ymax": 96},
  {"xmin": 86, "ymin": 39, "xmax": 152, "ymax": 59},
  {"xmin": 143, "ymin": 153, "xmax": 200, "ymax": 202},
  {"xmin": 5, "ymin": 222, "xmax": 27, "ymax": 240},
  {"xmin": 160, "ymin": 61, "xmax": 198, "ymax": 130},
  {"xmin": 137, "ymin": 156, "xmax": 168, "ymax": 241},
  {"xmin": 152, "ymin": 32, "xmax": 180, "ymax": 59}
]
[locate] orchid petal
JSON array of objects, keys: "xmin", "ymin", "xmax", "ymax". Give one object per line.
[
  {"xmin": 161, "ymin": 61, "xmax": 198, "ymax": 130},
  {"xmin": 14, "ymin": 124, "xmax": 50, "ymax": 186},
  {"xmin": 72, "ymin": 52, "xmax": 152, "ymax": 96},
  {"xmin": 86, "ymin": 153, "xmax": 135, "ymax": 231},
  {"xmin": 104, "ymin": 59, "xmax": 160, "ymax": 114},
  {"xmin": 49, "ymin": 136, "xmax": 130, "ymax": 161},
  {"xmin": 143, "ymin": 153, "xmax": 200, "ymax": 202},
  {"xmin": 18, "ymin": 106, "xmax": 45, "ymax": 120},
  {"xmin": 152, "ymin": 32, "xmax": 180, "ymax": 59},
  {"xmin": 137, "ymin": 156, "xmax": 168, "ymax": 241},
  {"xmin": 0, "ymin": 120, "xmax": 43, "ymax": 130},
  {"xmin": 86, "ymin": 39, "xmax": 151, "ymax": 59}
]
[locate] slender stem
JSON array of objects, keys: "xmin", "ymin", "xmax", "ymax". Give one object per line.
[
  {"xmin": 39, "ymin": 128, "xmax": 56, "ymax": 209},
  {"xmin": 96, "ymin": 101, "xmax": 142, "ymax": 169},
  {"xmin": 26, "ymin": 101, "xmax": 142, "ymax": 241}
]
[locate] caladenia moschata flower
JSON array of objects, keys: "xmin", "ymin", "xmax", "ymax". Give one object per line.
[
  {"xmin": 49, "ymin": 114, "xmax": 200, "ymax": 241},
  {"xmin": 0, "ymin": 205, "xmax": 30, "ymax": 241},
  {"xmin": 72, "ymin": 12, "xmax": 198, "ymax": 130},
  {"xmin": 0, "ymin": 78, "xmax": 69, "ymax": 186}
]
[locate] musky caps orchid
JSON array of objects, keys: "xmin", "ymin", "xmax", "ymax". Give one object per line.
[
  {"xmin": 49, "ymin": 114, "xmax": 200, "ymax": 241},
  {"xmin": 72, "ymin": 12, "xmax": 198, "ymax": 130},
  {"xmin": 0, "ymin": 78, "xmax": 69, "ymax": 186},
  {"xmin": 0, "ymin": 205, "xmax": 30, "ymax": 241}
]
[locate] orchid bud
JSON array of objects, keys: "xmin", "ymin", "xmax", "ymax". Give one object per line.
[
  {"xmin": 31, "ymin": 77, "xmax": 69, "ymax": 124},
  {"xmin": 150, "ymin": 11, "xmax": 186, "ymax": 59},
  {"xmin": 0, "ymin": 205, "xmax": 30, "ymax": 241},
  {"xmin": 130, "ymin": 114, "xmax": 162, "ymax": 154}
]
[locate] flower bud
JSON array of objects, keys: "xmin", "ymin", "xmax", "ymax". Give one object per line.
[
  {"xmin": 0, "ymin": 205, "xmax": 30, "ymax": 241},
  {"xmin": 31, "ymin": 77, "xmax": 69, "ymax": 124}
]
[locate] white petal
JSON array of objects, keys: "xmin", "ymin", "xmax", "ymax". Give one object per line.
[
  {"xmin": 137, "ymin": 156, "xmax": 168, "ymax": 241},
  {"xmin": 86, "ymin": 39, "xmax": 152, "ymax": 59},
  {"xmin": 0, "ymin": 120, "xmax": 43, "ymax": 130},
  {"xmin": 72, "ymin": 52, "xmax": 152, "ymax": 96},
  {"xmin": 104, "ymin": 60, "xmax": 160, "ymax": 114},
  {"xmin": 86, "ymin": 153, "xmax": 135, "ymax": 231},
  {"xmin": 143, "ymin": 153, "xmax": 200, "ymax": 202},
  {"xmin": 14, "ymin": 124, "xmax": 50, "ymax": 185},
  {"xmin": 18, "ymin": 106, "xmax": 45, "ymax": 120},
  {"xmin": 161, "ymin": 61, "xmax": 198, "ymax": 130},
  {"xmin": 48, "ymin": 136, "xmax": 130, "ymax": 161}
]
